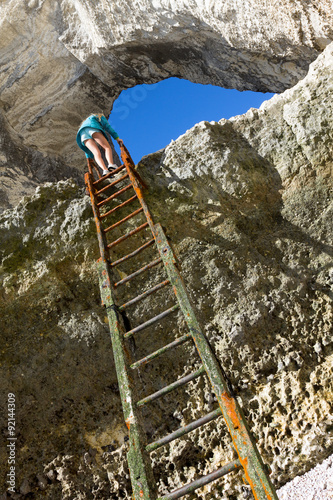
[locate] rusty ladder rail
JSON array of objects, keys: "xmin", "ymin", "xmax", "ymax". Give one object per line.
[{"xmin": 84, "ymin": 147, "xmax": 278, "ymax": 500}]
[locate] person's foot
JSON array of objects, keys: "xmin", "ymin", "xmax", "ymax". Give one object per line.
[
  {"xmin": 102, "ymin": 170, "xmax": 109, "ymax": 176},
  {"xmin": 108, "ymin": 164, "xmax": 118, "ymax": 172}
]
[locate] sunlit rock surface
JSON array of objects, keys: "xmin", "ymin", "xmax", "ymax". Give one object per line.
[{"xmin": 0, "ymin": 41, "xmax": 332, "ymax": 498}]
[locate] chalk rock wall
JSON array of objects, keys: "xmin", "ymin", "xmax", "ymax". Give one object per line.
[
  {"xmin": 60, "ymin": 0, "xmax": 332, "ymax": 93},
  {"xmin": 0, "ymin": 42, "xmax": 332, "ymax": 499},
  {"xmin": 0, "ymin": 110, "xmax": 82, "ymax": 211},
  {"xmin": 137, "ymin": 41, "xmax": 333, "ymax": 492},
  {"xmin": 0, "ymin": 0, "xmax": 332, "ymax": 175}
]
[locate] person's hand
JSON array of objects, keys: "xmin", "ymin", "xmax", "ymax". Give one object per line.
[{"xmin": 117, "ymin": 138, "xmax": 124, "ymax": 146}]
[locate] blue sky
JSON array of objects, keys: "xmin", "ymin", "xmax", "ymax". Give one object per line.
[{"xmin": 109, "ymin": 78, "xmax": 274, "ymax": 164}]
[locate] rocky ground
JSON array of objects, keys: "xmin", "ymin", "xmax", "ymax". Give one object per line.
[{"xmin": 277, "ymin": 454, "xmax": 333, "ymax": 500}]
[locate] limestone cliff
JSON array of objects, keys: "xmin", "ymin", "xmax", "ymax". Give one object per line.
[{"xmin": 0, "ymin": 33, "xmax": 332, "ymax": 499}]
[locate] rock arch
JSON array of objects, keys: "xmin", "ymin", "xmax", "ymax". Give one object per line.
[{"xmin": 0, "ymin": 0, "xmax": 332, "ymax": 164}]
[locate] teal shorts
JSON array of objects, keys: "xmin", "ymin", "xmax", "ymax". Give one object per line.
[{"xmin": 80, "ymin": 127, "xmax": 100, "ymax": 143}]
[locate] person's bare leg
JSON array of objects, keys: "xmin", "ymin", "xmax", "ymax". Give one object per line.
[
  {"xmin": 84, "ymin": 138, "xmax": 108, "ymax": 172},
  {"xmin": 92, "ymin": 132, "xmax": 115, "ymax": 166}
]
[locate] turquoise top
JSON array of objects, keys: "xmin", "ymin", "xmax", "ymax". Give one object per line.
[{"xmin": 76, "ymin": 114, "xmax": 119, "ymax": 158}]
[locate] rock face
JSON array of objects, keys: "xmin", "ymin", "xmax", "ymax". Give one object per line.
[
  {"xmin": 1, "ymin": 0, "xmax": 333, "ymax": 498},
  {"xmin": 59, "ymin": 0, "xmax": 332, "ymax": 94},
  {"xmin": 0, "ymin": 0, "xmax": 332, "ymax": 181},
  {"xmin": 0, "ymin": 30, "xmax": 332, "ymax": 498},
  {"xmin": 137, "ymin": 42, "xmax": 333, "ymax": 493},
  {"xmin": 0, "ymin": 110, "xmax": 82, "ymax": 211}
]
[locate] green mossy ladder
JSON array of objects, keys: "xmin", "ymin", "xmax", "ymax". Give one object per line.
[{"xmin": 85, "ymin": 145, "xmax": 278, "ymax": 500}]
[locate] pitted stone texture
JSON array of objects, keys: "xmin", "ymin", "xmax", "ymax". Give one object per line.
[
  {"xmin": 133, "ymin": 43, "xmax": 332, "ymax": 496},
  {"xmin": 0, "ymin": 0, "xmax": 332, "ymax": 167},
  {"xmin": 0, "ymin": 44, "xmax": 332, "ymax": 500},
  {"xmin": 0, "ymin": 180, "xmax": 128, "ymax": 498}
]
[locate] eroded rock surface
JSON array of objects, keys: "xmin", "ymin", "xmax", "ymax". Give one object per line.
[{"xmin": 0, "ymin": 42, "xmax": 332, "ymax": 499}]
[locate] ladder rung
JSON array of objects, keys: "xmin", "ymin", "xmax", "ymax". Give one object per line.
[
  {"xmin": 93, "ymin": 173, "xmax": 111, "ymax": 186},
  {"xmin": 114, "ymin": 257, "xmax": 162, "ymax": 287},
  {"xmin": 157, "ymin": 459, "xmax": 241, "ymax": 500},
  {"xmin": 95, "ymin": 173, "xmax": 129, "ymax": 195},
  {"xmin": 146, "ymin": 408, "xmax": 222, "ymax": 452},
  {"xmin": 104, "ymin": 207, "xmax": 143, "ymax": 234},
  {"xmin": 100, "ymin": 195, "xmax": 138, "ymax": 220},
  {"xmin": 124, "ymin": 304, "xmax": 179, "ymax": 339},
  {"xmin": 93, "ymin": 164, "xmax": 126, "ymax": 185},
  {"xmin": 130, "ymin": 333, "xmax": 191, "ymax": 369},
  {"xmin": 97, "ymin": 183, "xmax": 133, "ymax": 207},
  {"xmin": 137, "ymin": 366, "xmax": 205, "ymax": 407},
  {"xmin": 107, "ymin": 222, "xmax": 149, "ymax": 250},
  {"xmin": 110, "ymin": 238, "xmax": 155, "ymax": 267},
  {"xmin": 119, "ymin": 279, "xmax": 170, "ymax": 311}
]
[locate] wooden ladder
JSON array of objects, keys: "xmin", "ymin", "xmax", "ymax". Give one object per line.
[{"xmin": 84, "ymin": 145, "xmax": 278, "ymax": 500}]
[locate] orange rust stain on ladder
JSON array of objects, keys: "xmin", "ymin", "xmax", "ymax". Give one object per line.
[
  {"xmin": 242, "ymin": 457, "xmax": 274, "ymax": 500},
  {"xmin": 221, "ymin": 391, "xmax": 242, "ymax": 430},
  {"xmin": 220, "ymin": 391, "xmax": 274, "ymax": 500}
]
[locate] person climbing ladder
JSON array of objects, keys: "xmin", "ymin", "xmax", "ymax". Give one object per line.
[{"xmin": 76, "ymin": 113, "xmax": 123, "ymax": 176}]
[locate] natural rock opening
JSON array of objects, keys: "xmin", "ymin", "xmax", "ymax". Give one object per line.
[
  {"xmin": 1, "ymin": 0, "xmax": 332, "ymax": 169},
  {"xmin": 109, "ymin": 78, "xmax": 275, "ymax": 162}
]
